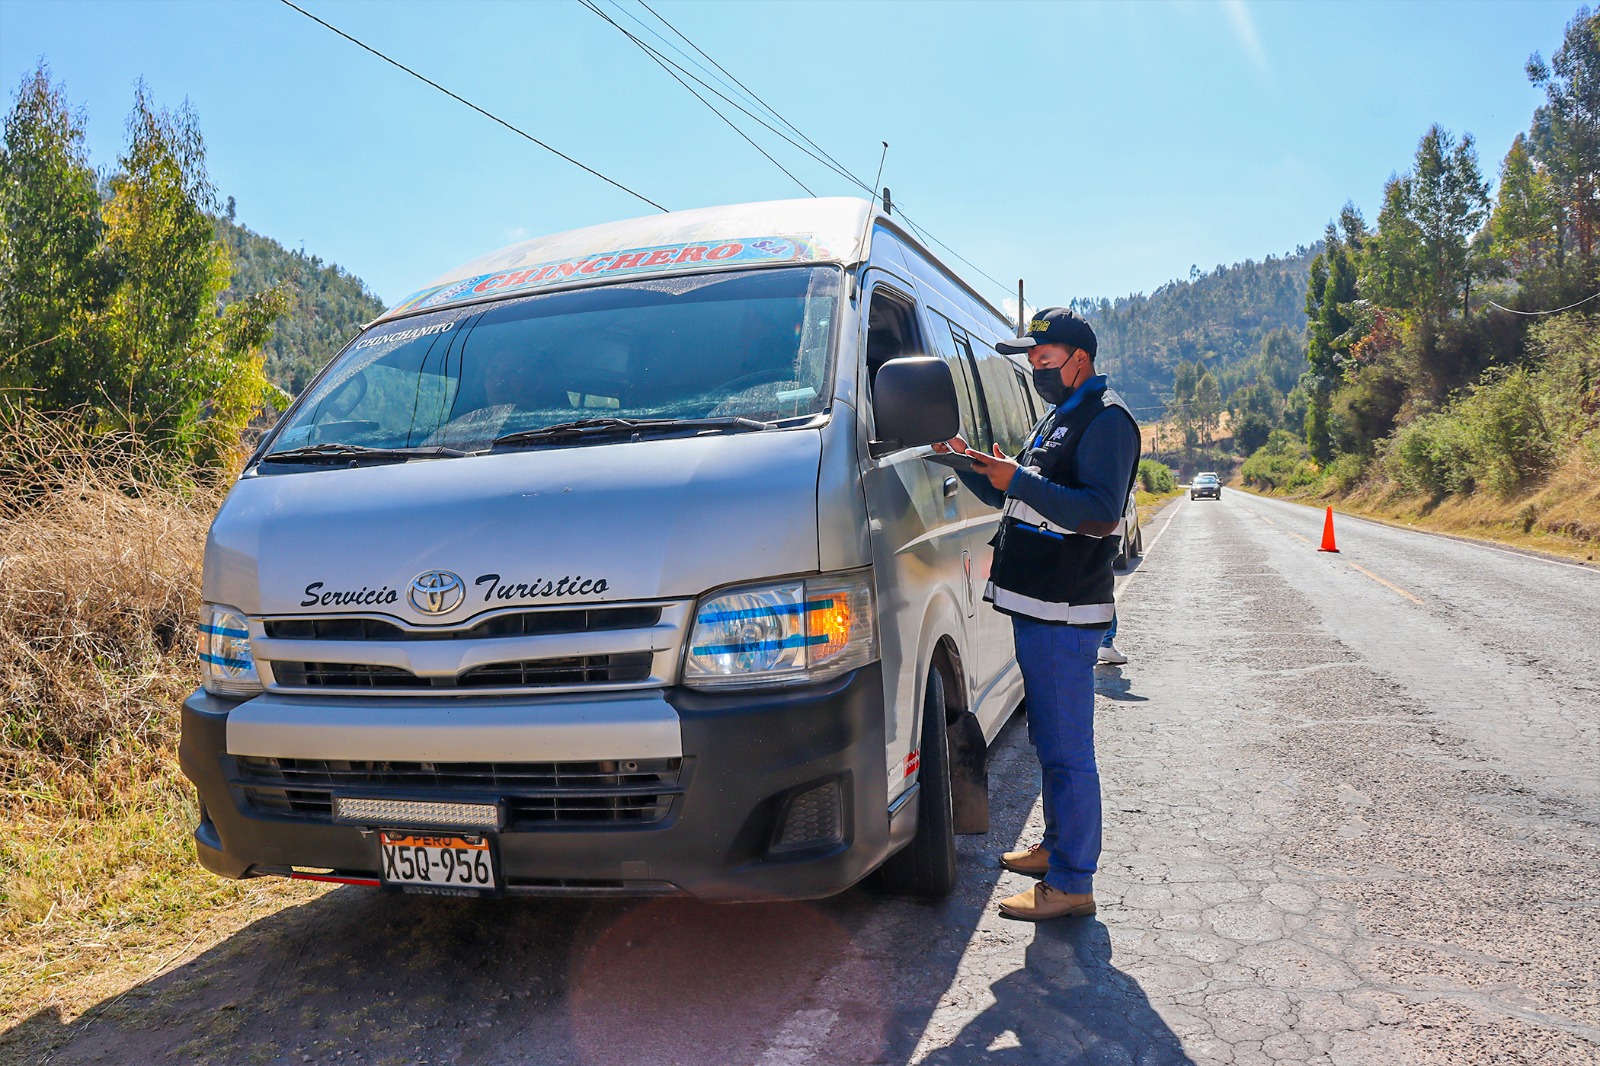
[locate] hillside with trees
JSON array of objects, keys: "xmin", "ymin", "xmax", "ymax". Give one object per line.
[
  {"xmin": 0, "ymin": 68, "xmax": 286, "ymax": 464},
  {"xmin": 1075, "ymin": 247, "xmax": 1318, "ymax": 419},
  {"xmin": 1239, "ymin": 6, "xmax": 1599, "ymax": 552},
  {"xmin": 216, "ymin": 207, "xmax": 384, "ymax": 396}
]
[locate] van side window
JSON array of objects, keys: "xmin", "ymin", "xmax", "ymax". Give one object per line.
[
  {"xmin": 975, "ymin": 353, "xmax": 1033, "ymax": 456},
  {"xmin": 1014, "ymin": 365, "xmax": 1041, "ymax": 424},
  {"xmin": 946, "ymin": 328, "xmax": 994, "ymax": 453},
  {"xmin": 864, "ymin": 288, "xmax": 920, "ymax": 391}
]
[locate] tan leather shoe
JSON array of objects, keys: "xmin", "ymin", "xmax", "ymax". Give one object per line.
[
  {"xmin": 1000, "ymin": 843, "xmax": 1050, "ymax": 877},
  {"xmin": 997, "ymin": 882, "xmax": 1096, "ymax": 922}
]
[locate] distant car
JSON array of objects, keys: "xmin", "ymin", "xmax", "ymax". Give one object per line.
[
  {"xmin": 1191, "ymin": 472, "xmax": 1221, "ymax": 500},
  {"xmin": 1115, "ymin": 487, "xmax": 1143, "ymax": 569}
]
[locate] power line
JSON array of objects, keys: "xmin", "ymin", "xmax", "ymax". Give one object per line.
[
  {"xmin": 602, "ymin": 0, "xmax": 1019, "ymax": 306},
  {"xmin": 578, "ymin": 0, "xmax": 815, "ymax": 196},
  {"xmin": 1485, "ymin": 291, "xmax": 1600, "ymax": 316},
  {"xmin": 894, "ymin": 209, "xmax": 1017, "ymax": 301},
  {"xmin": 598, "ymin": 1, "xmax": 779, "ymax": 135},
  {"xmin": 633, "ymin": 0, "xmax": 871, "ymax": 196},
  {"xmin": 283, "ymin": 0, "xmax": 1020, "ymax": 310},
  {"xmin": 277, "ymin": 0, "xmax": 667, "ymax": 212},
  {"xmin": 581, "ymin": 0, "xmax": 867, "ymax": 197}
]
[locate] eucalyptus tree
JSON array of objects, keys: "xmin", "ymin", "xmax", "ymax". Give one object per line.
[
  {"xmin": 0, "ymin": 62, "xmax": 114, "ymax": 407},
  {"xmin": 1526, "ymin": 6, "xmax": 1600, "ymax": 286}
]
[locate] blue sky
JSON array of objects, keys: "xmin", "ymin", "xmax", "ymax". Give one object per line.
[{"xmin": 0, "ymin": 0, "xmax": 1581, "ymax": 313}]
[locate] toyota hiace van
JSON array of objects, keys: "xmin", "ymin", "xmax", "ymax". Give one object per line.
[{"xmin": 183, "ymin": 197, "xmax": 1044, "ymax": 900}]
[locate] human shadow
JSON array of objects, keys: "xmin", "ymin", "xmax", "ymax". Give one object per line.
[
  {"xmin": 915, "ymin": 919, "xmax": 1193, "ymax": 1065},
  {"xmin": 7, "ymin": 718, "xmax": 1061, "ymax": 1066},
  {"xmin": 1093, "ymin": 665, "xmax": 1149, "ymax": 702}
]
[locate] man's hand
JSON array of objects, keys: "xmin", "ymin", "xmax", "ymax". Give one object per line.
[
  {"xmin": 933, "ymin": 434, "xmax": 970, "ymax": 455},
  {"xmin": 967, "ymin": 443, "xmax": 1019, "ymax": 491}
]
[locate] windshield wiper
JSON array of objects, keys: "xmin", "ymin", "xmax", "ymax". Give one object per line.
[
  {"xmin": 491, "ymin": 416, "xmax": 770, "ymax": 449},
  {"xmin": 261, "ymin": 443, "xmax": 468, "ymax": 464}
]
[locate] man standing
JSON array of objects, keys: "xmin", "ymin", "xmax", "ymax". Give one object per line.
[{"xmin": 937, "ymin": 308, "xmax": 1140, "ymax": 921}]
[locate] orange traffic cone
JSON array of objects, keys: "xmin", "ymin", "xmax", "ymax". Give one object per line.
[{"xmin": 1317, "ymin": 507, "xmax": 1340, "ymax": 553}]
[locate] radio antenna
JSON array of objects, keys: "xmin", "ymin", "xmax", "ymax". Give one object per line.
[{"xmin": 872, "ymin": 142, "xmax": 888, "ymax": 206}]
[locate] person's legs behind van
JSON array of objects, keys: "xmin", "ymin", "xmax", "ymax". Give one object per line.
[{"xmin": 1097, "ymin": 610, "xmax": 1127, "ymax": 665}]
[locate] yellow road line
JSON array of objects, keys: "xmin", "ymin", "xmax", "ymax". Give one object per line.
[{"xmin": 1347, "ymin": 561, "xmax": 1424, "ymax": 605}]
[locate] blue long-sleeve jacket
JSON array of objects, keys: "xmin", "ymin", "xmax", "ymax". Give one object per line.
[{"xmin": 958, "ymin": 376, "xmax": 1140, "ymax": 531}]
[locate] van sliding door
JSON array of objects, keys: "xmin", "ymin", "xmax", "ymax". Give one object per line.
[{"xmin": 857, "ymin": 277, "xmax": 968, "ymax": 804}]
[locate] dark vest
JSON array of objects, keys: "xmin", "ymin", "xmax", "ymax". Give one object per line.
[{"xmin": 984, "ymin": 384, "xmax": 1140, "ymax": 626}]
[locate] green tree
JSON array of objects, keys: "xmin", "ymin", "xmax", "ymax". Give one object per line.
[
  {"xmin": 1257, "ymin": 326, "xmax": 1304, "ymax": 397},
  {"xmin": 1527, "ymin": 7, "xmax": 1600, "ymax": 283},
  {"xmin": 1365, "ymin": 126, "xmax": 1490, "ymax": 326},
  {"xmin": 1490, "ymin": 132, "xmax": 1560, "ymax": 278},
  {"xmin": 1360, "ymin": 127, "xmax": 1490, "ymax": 405},
  {"xmin": 1301, "ymin": 209, "xmax": 1365, "ymax": 461},
  {"xmin": 1362, "ymin": 176, "xmax": 1424, "ymax": 312},
  {"xmin": 1195, "ymin": 367, "xmax": 1221, "ymax": 441},
  {"xmin": 1235, "ymin": 412, "xmax": 1271, "ymax": 456},
  {"xmin": 1168, "ymin": 359, "xmax": 1200, "ymax": 452},
  {"xmin": 97, "ymin": 84, "xmax": 286, "ymax": 461},
  {"xmin": 0, "ymin": 62, "xmax": 113, "ymax": 406}
]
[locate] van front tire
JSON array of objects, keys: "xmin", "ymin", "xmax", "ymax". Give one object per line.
[{"xmin": 877, "ymin": 667, "xmax": 957, "ymax": 897}]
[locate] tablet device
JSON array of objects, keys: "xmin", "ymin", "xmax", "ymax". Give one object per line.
[{"xmin": 925, "ymin": 449, "xmax": 983, "ymax": 473}]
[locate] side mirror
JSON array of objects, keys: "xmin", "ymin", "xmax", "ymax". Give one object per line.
[{"xmin": 870, "ymin": 356, "xmax": 960, "ymax": 458}]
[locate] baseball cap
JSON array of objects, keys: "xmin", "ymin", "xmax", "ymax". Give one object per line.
[{"xmin": 996, "ymin": 307, "xmax": 1097, "ymax": 357}]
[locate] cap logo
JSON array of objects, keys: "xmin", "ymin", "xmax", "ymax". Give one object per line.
[{"xmin": 1028, "ymin": 319, "xmax": 1051, "ymax": 334}]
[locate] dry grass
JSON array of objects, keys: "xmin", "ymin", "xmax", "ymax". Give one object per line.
[
  {"xmin": 1297, "ymin": 451, "xmax": 1600, "ymax": 566},
  {"xmin": 0, "ymin": 405, "xmax": 324, "ymax": 1033}
]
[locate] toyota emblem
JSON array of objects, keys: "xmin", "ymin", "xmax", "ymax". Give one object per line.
[{"xmin": 408, "ymin": 570, "xmax": 465, "ymax": 616}]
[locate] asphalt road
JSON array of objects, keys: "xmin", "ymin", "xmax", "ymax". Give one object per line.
[{"xmin": 11, "ymin": 492, "xmax": 1599, "ymax": 1065}]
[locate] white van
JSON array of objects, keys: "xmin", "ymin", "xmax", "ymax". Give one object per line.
[{"xmin": 183, "ymin": 197, "xmax": 1045, "ymax": 900}]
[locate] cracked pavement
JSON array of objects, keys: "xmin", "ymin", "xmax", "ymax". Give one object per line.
[
  {"xmin": 8, "ymin": 492, "xmax": 1598, "ymax": 1065},
  {"xmin": 904, "ymin": 491, "xmax": 1600, "ymax": 1064}
]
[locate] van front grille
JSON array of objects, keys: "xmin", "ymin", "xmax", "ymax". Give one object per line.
[
  {"xmin": 264, "ymin": 607, "xmax": 662, "ymax": 642},
  {"xmin": 269, "ymin": 652, "xmax": 653, "ymax": 690},
  {"xmin": 270, "ymin": 662, "xmax": 430, "ymax": 688},
  {"xmin": 234, "ymin": 756, "xmax": 683, "ymax": 828}
]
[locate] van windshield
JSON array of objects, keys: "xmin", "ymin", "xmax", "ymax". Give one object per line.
[{"xmin": 263, "ymin": 266, "xmax": 840, "ymax": 459}]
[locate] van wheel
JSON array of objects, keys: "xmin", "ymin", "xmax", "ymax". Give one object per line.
[{"xmin": 878, "ymin": 667, "xmax": 957, "ymax": 897}]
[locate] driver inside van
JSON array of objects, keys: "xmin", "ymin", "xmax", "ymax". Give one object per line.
[
  {"xmin": 422, "ymin": 346, "xmax": 567, "ymax": 449},
  {"xmin": 481, "ymin": 346, "xmax": 568, "ymax": 413}
]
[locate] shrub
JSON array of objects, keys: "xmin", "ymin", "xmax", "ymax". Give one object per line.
[
  {"xmin": 1455, "ymin": 368, "xmax": 1557, "ymax": 496},
  {"xmin": 1241, "ymin": 429, "xmax": 1323, "ymax": 492},
  {"xmin": 1137, "ymin": 458, "xmax": 1175, "ymax": 493},
  {"xmin": 1323, "ymin": 452, "xmax": 1367, "ymax": 493},
  {"xmin": 1528, "ymin": 313, "xmax": 1600, "ymax": 445},
  {"xmin": 1383, "ymin": 412, "xmax": 1475, "ymax": 495}
]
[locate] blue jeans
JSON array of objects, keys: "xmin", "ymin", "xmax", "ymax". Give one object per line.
[
  {"xmin": 1012, "ymin": 617, "xmax": 1102, "ymax": 894},
  {"xmin": 1100, "ymin": 611, "xmax": 1118, "ymax": 649}
]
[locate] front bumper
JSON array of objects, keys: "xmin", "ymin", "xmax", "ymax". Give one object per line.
[
  {"xmin": 178, "ymin": 664, "xmax": 894, "ymax": 901},
  {"xmin": 1191, "ymin": 487, "xmax": 1220, "ymax": 498}
]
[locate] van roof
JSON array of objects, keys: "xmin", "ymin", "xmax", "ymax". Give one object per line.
[{"xmin": 377, "ymin": 197, "xmax": 1006, "ymax": 325}]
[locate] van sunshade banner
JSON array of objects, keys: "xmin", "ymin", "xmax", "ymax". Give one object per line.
[{"xmin": 387, "ymin": 235, "xmax": 831, "ymax": 317}]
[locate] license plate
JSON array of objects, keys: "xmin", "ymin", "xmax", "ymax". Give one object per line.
[{"xmin": 379, "ymin": 831, "xmax": 497, "ymax": 891}]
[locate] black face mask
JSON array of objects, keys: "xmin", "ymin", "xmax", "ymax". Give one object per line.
[{"xmin": 1032, "ymin": 367, "xmax": 1072, "ymax": 407}]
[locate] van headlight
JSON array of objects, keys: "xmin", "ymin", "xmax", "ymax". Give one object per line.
[
  {"xmin": 199, "ymin": 603, "xmax": 262, "ymax": 698},
  {"xmin": 683, "ymin": 570, "xmax": 877, "ymax": 689}
]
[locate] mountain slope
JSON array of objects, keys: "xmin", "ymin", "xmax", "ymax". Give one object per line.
[
  {"xmin": 216, "ymin": 214, "xmax": 386, "ymax": 395},
  {"xmin": 1074, "ymin": 246, "xmax": 1319, "ymax": 415}
]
